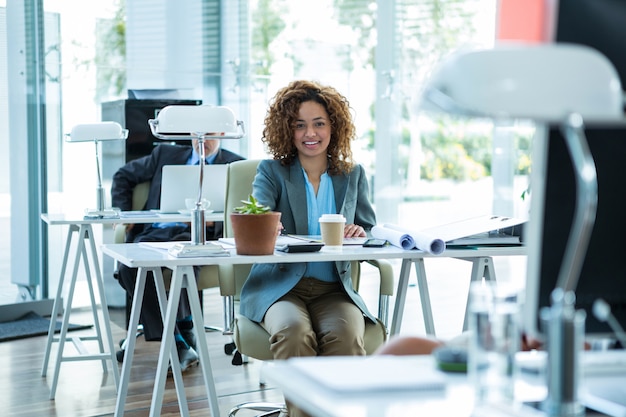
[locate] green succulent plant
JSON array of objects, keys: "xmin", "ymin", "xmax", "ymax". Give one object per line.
[{"xmin": 233, "ymin": 194, "xmax": 271, "ymax": 214}]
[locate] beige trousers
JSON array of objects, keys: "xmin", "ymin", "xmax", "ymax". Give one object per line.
[{"xmin": 261, "ymin": 277, "xmax": 367, "ymax": 417}]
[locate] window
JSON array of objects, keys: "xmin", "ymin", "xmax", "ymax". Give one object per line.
[{"xmin": 1, "ymin": 0, "xmax": 529, "ymax": 307}]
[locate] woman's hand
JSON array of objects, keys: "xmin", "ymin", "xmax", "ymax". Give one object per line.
[
  {"xmin": 344, "ymin": 223, "xmax": 366, "ymax": 238},
  {"xmin": 277, "ymin": 221, "xmax": 284, "ymax": 236}
]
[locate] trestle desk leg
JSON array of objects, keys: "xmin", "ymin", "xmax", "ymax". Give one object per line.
[
  {"xmin": 460, "ymin": 256, "xmax": 496, "ymax": 331},
  {"xmin": 42, "ymin": 224, "xmax": 78, "ymax": 376},
  {"xmin": 48, "ymin": 224, "xmax": 86, "ymax": 399},
  {"xmin": 390, "ymin": 259, "xmax": 413, "ymax": 336},
  {"xmin": 46, "ymin": 224, "xmax": 119, "ymax": 399},
  {"xmin": 185, "ymin": 266, "xmax": 221, "ymax": 417},
  {"xmin": 84, "ymin": 225, "xmax": 120, "ymax": 385},
  {"xmin": 150, "ymin": 266, "xmax": 189, "ymax": 417},
  {"xmin": 414, "ymin": 258, "xmax": 436, "ymax": 336},
  {"xmin": 114, "ymin": 267, "xmax": 149, "ymax": 417}
]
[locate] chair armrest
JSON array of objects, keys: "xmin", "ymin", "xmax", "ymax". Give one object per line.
[
  {"xmin": 113, "ymin": 223, "xmax": 127, "ymax": 244},
  {"xmin": 357, "ymin": 259, "xmax": 395, "ymax": 332},
  {"xmin": 217, "ymin": 264, "xmax": 237, "ymax": 296},
  {"xmin": 363, "ymin": 259, "xmax": 394, "ymax": 296}
]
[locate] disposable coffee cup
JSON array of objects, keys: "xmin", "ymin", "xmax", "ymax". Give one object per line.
[{"xmin": 319, "ymin": 214, "xmax": 346, "ymax": 249}]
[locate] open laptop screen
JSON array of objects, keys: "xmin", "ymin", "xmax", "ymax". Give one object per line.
[{"xmin": 159, "ymin": 164, "xmax": 228, "ymax": 213}]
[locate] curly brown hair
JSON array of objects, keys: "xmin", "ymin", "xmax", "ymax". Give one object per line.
[{"xmin": 262, "ymin": 80, "xmax": 356, "ymax": 175}]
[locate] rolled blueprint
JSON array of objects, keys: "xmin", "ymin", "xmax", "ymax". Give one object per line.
[
  {"xmin": 413, "ymin": 231, "xmax": 446, "ymax": 255},
  {"xmin": 372, "ymin": 225, "xmax": 415, "ymax": 250},
  {"xmin": 372, "ymin": 224, "xmax": 446, "ymax": 255}
]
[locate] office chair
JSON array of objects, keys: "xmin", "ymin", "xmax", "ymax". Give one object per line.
[
  {"xmin": 216, "ymin": 159, "xmax": 393, "ymax": 417},
  {"xmin": 113, "ymin": 181, "xmax": 222, "ymax": 360}
]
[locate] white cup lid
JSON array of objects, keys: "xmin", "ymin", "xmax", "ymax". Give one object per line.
[{"xmin": 319, "ymin": 214, "xmax": 346, "ymax": 222}]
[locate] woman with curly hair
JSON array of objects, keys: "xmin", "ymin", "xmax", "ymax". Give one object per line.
[{"xmin": 239, "ymin": 79, "xmax": 377, "ymax": 416}]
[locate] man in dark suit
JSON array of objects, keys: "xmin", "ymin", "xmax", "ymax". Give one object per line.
[{"xmin": 112, "ymin": 139, "xmax": 244, "ymax": 371}]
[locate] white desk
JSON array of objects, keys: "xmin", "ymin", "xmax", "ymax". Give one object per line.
[
  {"xmin": 101, "ymin": 243, "xmax": 525, "ymax": 417},
  {"xmin": 262, "ymin": 354, "xmax": 617, "ymax": 417},
  {"xmin": 39, "ymin": 211, "xmax": 223, "ymax": 399}
]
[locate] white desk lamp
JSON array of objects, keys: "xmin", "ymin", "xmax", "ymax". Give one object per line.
[
  {"xmin": 148, "ymin": 105, "xmax": 244, "ymax": 246},
  {"xmin": 66, "ymin": 122, "xmax": 128, "ymax": 217},
  {"xmin": 421, "ymin": 43, "xmax": 623, "ymax": 417}
]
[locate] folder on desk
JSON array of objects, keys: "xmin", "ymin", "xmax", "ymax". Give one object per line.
[
  {"xmin": 445, "ymin": 231, "xmax": 522, "ymax": 246},
  {"xmin": 287, "ymin": 356, "xmax": 446, "ymax": 393},
  {"xmin": 167, "ymin": 242, "xmax": 230, "ymax": 257},
  {"xmin": 421, "ymin": 215, "xmax": 525, "ymax": 244},
  {"xmin": 219, "ymin": 236, "xmax": 324, "ymax": 253},
  {"xmin": 139, "ymin": 241, "xmax": 230, "ymax": 257}
]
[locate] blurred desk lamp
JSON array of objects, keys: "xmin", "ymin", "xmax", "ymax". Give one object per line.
[
  {"xmin": 420, "ymin": 43, "xmax": 623, "ymax": 417},
  {"xmin": 66, "ymin": 122, "xmax": 128, "ymax": 216},
  {"xmin": 148, "ymin": 105, "xmax": 244, "ymax": 246}
]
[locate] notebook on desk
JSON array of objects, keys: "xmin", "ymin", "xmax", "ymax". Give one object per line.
[
  {"xmin": 287, "ymin": 356, "xmax": 446, "ymax": 393},
  {"xmin": 285, "ymin": 234, "xmax": 368, "ymax": 245},
  {"xmin": 159, "ymin": 165, "xmax": 227, "ymax": 213}
]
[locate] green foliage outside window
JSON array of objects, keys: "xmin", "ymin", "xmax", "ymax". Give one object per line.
[{"xmin": 95, "ymin": 0, "xmax": 533, "ymax": 185}]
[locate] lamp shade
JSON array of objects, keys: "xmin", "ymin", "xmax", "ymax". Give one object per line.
[
  {"xmin": 148, "ymin": 105, "xmax": 245, "ymax": 140},
  {"xmin": 421, "ymin": 43, "xmax": 623, "ymax": 122},
  {"xmin": 66, "ymin": 121, "xmax": 128, "ymax": 142}
]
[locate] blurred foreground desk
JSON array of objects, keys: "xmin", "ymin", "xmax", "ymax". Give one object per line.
[
  {"xmin": 101, "ymin": 243, "xmax": 525, "ymax": 417},
  {"xmin": 262, "ymin": 355, "xmax": 612, "ymax": 417},
  {"xmin": 39, "ymin": 211, "xmax": 222, "ymax": 399},
  {"xmin": 261, "ymin": 355, "xmax": 518, "ymax": 417}
]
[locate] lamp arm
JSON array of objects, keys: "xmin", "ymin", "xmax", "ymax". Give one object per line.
[
  {"xmin": 94, "ymin": 140, "xmax": 103, "ymax": 188},
  {"xmin": 196, "ymin": 137, "xmax": 206, "ymax": 205},
  {"xmin": 94, "ymin": 140, "xmax": 105, "ymax": 212},
  {"xmin": 188, "ymin": 135, "xmax": 208, "ymax": 245},
  {"xmin": 555, "ymin": 113, "xmax": 598, "ymax": 293}
]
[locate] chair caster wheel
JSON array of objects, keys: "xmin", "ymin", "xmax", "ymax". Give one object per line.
[
  {"xmin": 224, "ymin": 342, "xmax": 236, "ymax": 355},
  {"xmin": 231, "ymin": 350, "xmax": 243, "ymax": 366}
]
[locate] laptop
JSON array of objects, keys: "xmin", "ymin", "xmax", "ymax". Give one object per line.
[{"xmin": 159, "ymin": 164, "xmax": 228, "ymax": 213}]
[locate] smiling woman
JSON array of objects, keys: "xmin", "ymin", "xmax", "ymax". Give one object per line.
[{"xmin": 239, "ymin": 79, "xmax": 379, "ymax": 417}]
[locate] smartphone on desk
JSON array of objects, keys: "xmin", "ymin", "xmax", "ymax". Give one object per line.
[{"xmin": 363, "ymin": 238, "xmax": 387, "ymax": 248}]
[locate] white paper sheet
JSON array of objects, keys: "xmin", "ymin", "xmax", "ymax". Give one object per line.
[{"xmin": 371, "ymin": 215, "xmax": 526, "ymax": 254}]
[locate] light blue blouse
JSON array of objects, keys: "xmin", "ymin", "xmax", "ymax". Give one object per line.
[{"xmin": 303, "ymin": 169, "xmax": 339, "ymax": 282}]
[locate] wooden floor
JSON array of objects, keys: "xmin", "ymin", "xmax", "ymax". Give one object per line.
[
  {"xmin": 0, "ymin": 290, "xmax": 286, "ymax": 417},
  {"xmin": 0, "ymin": 256, "xmax": 526, "ymax": 417}
]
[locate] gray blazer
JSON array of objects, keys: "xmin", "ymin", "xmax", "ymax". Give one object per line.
[{"xmin": 239, "ymin": 158, "xmax": 377, "ymax": 323}]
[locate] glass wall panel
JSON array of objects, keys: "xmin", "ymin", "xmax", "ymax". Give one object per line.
[{"xmin": 0, "ymin": 0, "xmax": 530, "ymax": 311}]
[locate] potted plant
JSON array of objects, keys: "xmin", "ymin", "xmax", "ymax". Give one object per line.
[{"xmin": 230, "ymin": 195, "xmax": 281, "ymax": 255}]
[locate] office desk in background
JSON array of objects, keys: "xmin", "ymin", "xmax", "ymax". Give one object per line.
[
  {"xmin": 39, "ymin": 211, "xmax": 223, "ymax": 399},
  {"xmin": 101, "ymin": 242, "xmax": 525, "ymax": 417}
]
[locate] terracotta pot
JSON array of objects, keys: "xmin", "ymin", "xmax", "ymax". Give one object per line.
[{"xmin": 230, "ymin": 211, "xmax": 282, "ymax": 255}]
